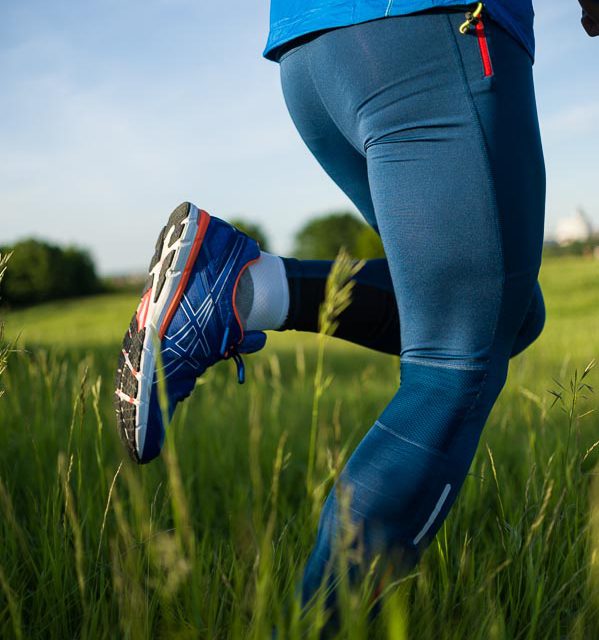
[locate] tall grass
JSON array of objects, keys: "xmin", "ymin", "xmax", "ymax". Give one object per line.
[
  {"xmin": 0, "ymin": 253, "xmax": 12, "ymax": 394},
  {"xmin": 0, "ymin": 252, "xmax": 25, "ymax": 640},
  {"xmin": 307, "ymin": 250, "xmax": 364, "ymax": 496},
  {"xmin": 0, "ymin": 256, "xmax": 598, "ymax": 638}
]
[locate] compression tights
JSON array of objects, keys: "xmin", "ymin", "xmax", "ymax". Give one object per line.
[{"xmin": 277, "ymin": 9, "xmax": 546, "ymax": 617}]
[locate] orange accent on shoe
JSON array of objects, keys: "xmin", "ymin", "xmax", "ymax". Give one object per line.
[
  {"xmin": 136, "ymin": 288, "xmax": 153, "ymax": 331},
  {"xmin": 231, "ymin": 255, "xmax": 261, "ymax": 344},
  {"xmin": 121, "ymin": 349, "xmax": 139, "ymax": 376},
  {"xmin": 159, "ymin": 209, "xmax": 211, "ymax": 339}
]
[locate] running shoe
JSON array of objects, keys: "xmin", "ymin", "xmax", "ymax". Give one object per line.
[{"xmin": 114, "ymin": 202, "xmax": 266, "ymax": 464}]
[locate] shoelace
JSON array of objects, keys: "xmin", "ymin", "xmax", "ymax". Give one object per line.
[{"xmin": 219, "ymin": 321, "xmax": 246, "ymax": 384}]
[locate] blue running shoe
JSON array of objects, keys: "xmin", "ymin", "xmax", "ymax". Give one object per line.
[{"xmin": 114, "ymin": 202, "xmax": 266, "ymax": 464}]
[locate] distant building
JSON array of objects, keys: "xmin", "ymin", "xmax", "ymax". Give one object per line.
[{"xmin": 555, "ymin": 208, "xmax": 594, "ymax": 245}]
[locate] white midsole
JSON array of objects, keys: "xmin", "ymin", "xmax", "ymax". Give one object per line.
[{"xmin": 135, "ymin": 204, "xmax": 201, "ymax": 457}]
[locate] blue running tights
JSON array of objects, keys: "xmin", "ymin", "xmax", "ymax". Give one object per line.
[{"xmin": 278, "ymin": 11, "xmax": 546, "ymax": 608}]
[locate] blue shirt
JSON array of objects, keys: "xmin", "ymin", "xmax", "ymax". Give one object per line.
[{"xmin": 264, "ymin": 1, "xmax": 534, "ymax": 61}]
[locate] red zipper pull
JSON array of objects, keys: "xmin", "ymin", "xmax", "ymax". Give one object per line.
[{"xmin": 476, "ymin": 18, "xmax": 494, "ymax": 77}]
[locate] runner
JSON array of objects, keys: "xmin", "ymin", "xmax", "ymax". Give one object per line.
[{"xmin": 115, "ymin": 0, "xmax": 598, "ymax": 621}]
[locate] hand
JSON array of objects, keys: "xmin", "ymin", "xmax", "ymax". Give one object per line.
[{"xmin": 579, "ymin": 0, "xmax": 599, "ymax": 36}]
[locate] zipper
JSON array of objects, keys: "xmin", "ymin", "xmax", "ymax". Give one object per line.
[
  {"xmin": 475, "ymin": 17, "xmax": 493, "ymax": 77},
  {"xmin": 459, "ymin": 3, "xmax": 493, "ymax": 79}
]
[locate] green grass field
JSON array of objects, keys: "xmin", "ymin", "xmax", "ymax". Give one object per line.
[{"xmin": 1, "ymin": 255, "xmax": 599, "ymax": 639}]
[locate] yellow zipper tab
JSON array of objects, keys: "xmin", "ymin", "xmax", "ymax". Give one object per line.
[{"xmin": 459, "ymin": 2, "xmax": 483, "ymax": 35}]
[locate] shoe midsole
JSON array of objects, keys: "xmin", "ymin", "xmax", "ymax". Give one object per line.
[{"xmin": 135, "ymin": 204, "xmax": 210, "ymax": 456}]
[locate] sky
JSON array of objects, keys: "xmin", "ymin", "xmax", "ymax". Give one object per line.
[{"xmin": 1, "ymin": 1, "xmax": 598, "ymax": 274}]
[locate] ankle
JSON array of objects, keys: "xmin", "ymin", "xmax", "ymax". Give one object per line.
[{"xmin": 235, "ymin": 252, "xmax": 290, "ymax": 331}]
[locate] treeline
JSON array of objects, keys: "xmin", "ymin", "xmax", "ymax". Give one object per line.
[
  {"xmin": 0, "ymin": 239, "xmax": 100, "ymax": 306},
  {"xmin": 1, "ymin": 211, "xmax": 385, "ymax": 307},
  {"xmin": 290, "ymin": 212, "xmax": 385, "ymax": 260},
  {"xmin": 232, "ymin": 211, "xmax": 385, "ymax": 260},
  {"xmin": 543, "ymin": 239, "xmax": 599, "ymax": 258}
]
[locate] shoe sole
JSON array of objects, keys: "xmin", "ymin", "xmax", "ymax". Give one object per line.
[{"xmin": 114, "ymin": 202, "xmax": 211, "ymax": 463}]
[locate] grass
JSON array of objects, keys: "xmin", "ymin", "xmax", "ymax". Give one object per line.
[
  {"xmin": 2, "ymin": 292, "xmax": 139, "ymax": 347},
  {"xmin": 0, "ymin": 254, "xmax": 598, "ymax": 638}
]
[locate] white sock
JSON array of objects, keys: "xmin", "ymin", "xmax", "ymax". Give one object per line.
[{"xmin": 236, "ymin": 252, "xmax": 290, "ymax": 331}]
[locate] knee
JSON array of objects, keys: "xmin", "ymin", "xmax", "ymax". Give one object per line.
[
  {"xmin": 304, "ymin": 357, "xmax": 509, "ymax": 593},
  {"xmin": 381, "ymin": 358, "xmax": 507, "ymax": 455},
  {"xmin": 342, "ymin": 359, "xmax": 503, "ymax": 526}
]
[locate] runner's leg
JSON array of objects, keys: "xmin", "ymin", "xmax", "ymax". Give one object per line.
[
  {"xmin": 279, "ymin": 11, "xmax": 546, "ymax": 609},
  {"xmin": 272, "ymin": 27, "xmax": 544, "ymax": 359}
]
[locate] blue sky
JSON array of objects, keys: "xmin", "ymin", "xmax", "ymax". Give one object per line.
[{"xmin": 1, "ymin": 1, "xmax": 598, "ymax": 274}]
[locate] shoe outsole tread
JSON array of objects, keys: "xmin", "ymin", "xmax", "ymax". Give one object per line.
[
  {"xmin": 115, "ymin": 319, "xmax": 145, "ymax": 463},
  {"xmin": 115, "ymin": 202, "xmax": 195, "ymax": 463}
]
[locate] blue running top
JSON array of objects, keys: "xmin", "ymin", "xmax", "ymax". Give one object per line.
[{"xmin": 264, "ymin": 1, "xmax": 534, "ymax": 62}]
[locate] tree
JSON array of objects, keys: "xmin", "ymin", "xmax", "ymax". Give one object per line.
[
  {"xmin": 229, "ymin": 219, "xmax": 271, "ymax": 253},
  {"xmin": 293, "ymin": 211, "xmax": 385, "ymax": 260},
  {"xmin": 356, "ymin": 225, "xmax": 386, "ymax": 259},
  {"xmin": 0, "ymin": 239, "xmax": 100, "ymax": 306}
]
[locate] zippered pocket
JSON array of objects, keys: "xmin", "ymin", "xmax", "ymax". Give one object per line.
[
  {"xmin": 475, "ymin": 17, "xmax": 493, "ymax": 77},
  {"xmin": 458, "ymin": 3, "xmax": 494, "ymax": 79}
]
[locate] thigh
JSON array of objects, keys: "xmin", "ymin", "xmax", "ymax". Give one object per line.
[
  {"xmin": 300, "ymin": 12, "xmax": 545, "ymax": 360},
  {"xmin": 279, "ymin": 44, "xmax": 378, "ymax": 231}
]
